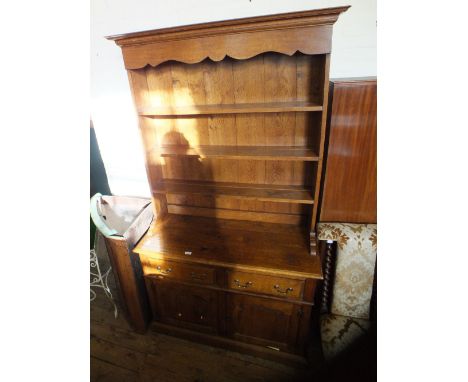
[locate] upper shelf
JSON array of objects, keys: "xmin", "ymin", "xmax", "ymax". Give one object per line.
[
  {"xmin": 153, "ymin": 179, "xmax": 314, "ymax": 204},
  {"xmin": 157, "ymin": 145, "xmax": 320, "ymax": 161},
  {"xmin": 139, "ymin": 101, "xmax": 323, "ymax": 117}
]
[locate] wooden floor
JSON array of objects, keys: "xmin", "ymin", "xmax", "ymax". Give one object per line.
[{"xmin": 91, "ymin": 251, "xmax": 321, "ymax": 381}]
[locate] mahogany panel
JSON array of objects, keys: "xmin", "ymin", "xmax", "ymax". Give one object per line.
[{"xmin": 320, "ymin": 78, "xmax": 377, "ymax": 223}]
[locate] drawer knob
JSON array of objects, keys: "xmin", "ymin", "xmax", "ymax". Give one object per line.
[
  {"xmin": 233, "ymin": 279, "xmax": 253, "ymax": 288},
  {"xmin": 156, "ymin": 266, "xmax": 172, "ymax": 275},
  {"xmin": 273, "ymin": 285, "xmax": 293, "ymax": 294}
]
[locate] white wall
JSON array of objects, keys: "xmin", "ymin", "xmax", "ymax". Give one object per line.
[{"xmin": 91, "ymin": 0, "xmax": 376, "ymax": 197}]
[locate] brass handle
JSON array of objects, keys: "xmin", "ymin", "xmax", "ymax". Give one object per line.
[
  {"xmin": 233, "ymin": 279, "xmax": 253, "ymax": 288},
  {"xmin": 191, "ymin": 272, "xmax": 207, "ymax": 280},
  {"xmin": 274, "ymin": 285, "xmax": 293, "ymax": 294},
  {"xmin": 156, "ymin": 266, "xmax": 172, "ymax": 275}
]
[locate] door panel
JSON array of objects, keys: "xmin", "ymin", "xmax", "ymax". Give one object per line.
[
  {"xmin": 226, "ymin": 293, "xmax": 301, "ymax": 351},
  {"xmin": 146, "ymin": 278, "xmax": 218, "ymax": 334}
]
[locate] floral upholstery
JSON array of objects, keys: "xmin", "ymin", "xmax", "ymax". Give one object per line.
[
  {"xmin": 317, "ymin": 222, "xmax": 377, "ymax": 360},
  {"xmin": 320, "ymin": 313, "xmax": 372, "ymax": 360},
  {"xmin": 317, "ymin": 223, "xmax": 377, "ymax": 319}
]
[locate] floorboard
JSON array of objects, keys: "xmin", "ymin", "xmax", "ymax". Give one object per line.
[{"xmin": 91, "ymin": 357, "xmax": 140, "ymax": 382}]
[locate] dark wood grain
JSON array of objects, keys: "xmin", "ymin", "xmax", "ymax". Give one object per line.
[
  {"xmin": 104, "ymin": 238, "xmax": 151, "ymax": 333},
  {"xmin": 226, "ymin": 270, "xmax": 304, "ymax": 300},
  {"xmin": 320, "ymin": 240, "xmax": 336, "ymax": 314},
  {"xmin": 135, "ymin": 214, "xmax": 322, "ymax": 279},
  {"xmin": 150, "ymin": 321, "xmax": 309, "ymax": 368},
  {"xmin": 226, "ymin": 294, "xmax": 302, "ymax": 352},
  {"xmin": 320, "ymin": 78, "xmax": 377, "ymax": 223},
  {"xmin": 142, "ymin": 275, "xmax": 316, "ymax": 307},
  {"xmin": 145, "ymin": 279, "xmax": 219, "ymax": 334}
]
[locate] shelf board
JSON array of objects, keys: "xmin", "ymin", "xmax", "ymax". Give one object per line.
[
  {"xmin": 153, "ymin": 179, "xmax": 314, "ymax": 204},
  {"xmin": 139, "ymin": 101, "xmax": 323, "ymax": 117},
  {"xmin": 157, "ymin": 145, "xmax": 320, "ymax": 161},
  {"xmin": 134, "ymin": 214, "xmax": 322, "ymax": 279}
]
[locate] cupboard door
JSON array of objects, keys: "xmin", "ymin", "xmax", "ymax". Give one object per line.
[
  {"xmin": 146, "ymin": 278, "xmax": 219, "ymax": 334},
  {"xmin": 226, "ymin": 294, "xmax": 302, "ymax": 351}
]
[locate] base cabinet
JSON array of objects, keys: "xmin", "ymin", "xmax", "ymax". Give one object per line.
[{"xmin": 145, "ymin": 275, "xmax": 313, "ymax": 357}]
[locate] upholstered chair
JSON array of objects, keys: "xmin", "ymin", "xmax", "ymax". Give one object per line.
[{"xmin": 316, "ymin": 223, "xmax": 377, "ymax": 360}]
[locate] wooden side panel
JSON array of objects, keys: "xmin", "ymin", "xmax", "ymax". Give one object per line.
[
  {"xmin": 310, "ymin": 54, "xmax": 330, "ymax": 232},
  {"xmin": 319, "ymin": 78, "xmax": 377, "ymax": 223},
  {"xmin": 104, "ymin": 238, "xmax": 151, "ymax": 333}
]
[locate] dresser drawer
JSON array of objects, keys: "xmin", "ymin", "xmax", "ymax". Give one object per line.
[
  {"xmin": 140, "ymin": 257, "xmax": 215, "ymax": 285},
  {"xmin": 227, "ymin": 270, "xmax": 304, "ymax": 300}
]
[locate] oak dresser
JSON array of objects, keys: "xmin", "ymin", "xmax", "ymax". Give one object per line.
[{"xmin": 107, "ymin": 6, "xmax": 349, "ymax": 363}]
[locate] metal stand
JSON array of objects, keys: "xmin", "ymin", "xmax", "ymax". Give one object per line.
[{"xmin": 90, "ymin": 231, "xmax": 118, "ymax": 318}]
